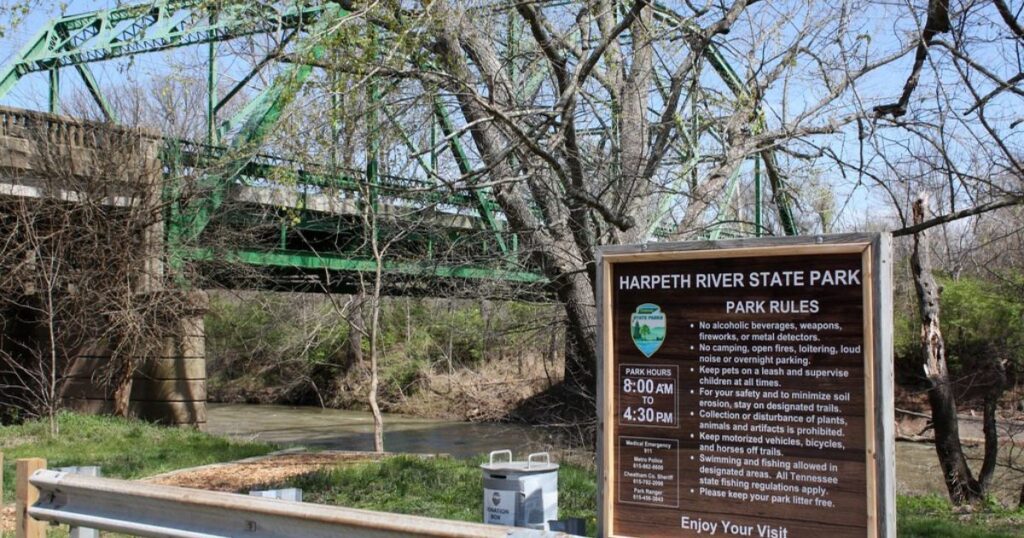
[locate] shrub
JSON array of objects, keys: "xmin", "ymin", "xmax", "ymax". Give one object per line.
[{"xmin": 894, "ymin": 275, "xmax": 1024, "ymax": 393}]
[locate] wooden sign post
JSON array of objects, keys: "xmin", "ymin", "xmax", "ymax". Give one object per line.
[{"xmin": 597, "ymin": 234, "xmax": 894, "ymax": 538}]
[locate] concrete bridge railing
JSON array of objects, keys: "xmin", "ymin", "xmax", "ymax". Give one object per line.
[{"xmin": 1, "ymin": 106, "xmax": 162, "ymax": 177}]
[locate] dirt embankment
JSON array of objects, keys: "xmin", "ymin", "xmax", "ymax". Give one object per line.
[
  {"xmin": 389, "ymin": 355, "xmax": 563, "ymax": 422},
  {"xmin": 212, "ymin": 354, "xmax": 565, "ymax": 423},
  {"xmin": 209, "ymin": 334, "xmax": 1024, "ymax": 430},
  {"xmin": 895, "ymin": 385, "xmax": 1024, "ymax": 445}
]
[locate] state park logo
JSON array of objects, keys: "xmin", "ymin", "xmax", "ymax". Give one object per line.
[{"xmin": 630, "ymin": 303, "xmax": 666, "ymax": 358}]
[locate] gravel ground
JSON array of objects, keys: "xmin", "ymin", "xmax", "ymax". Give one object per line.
[{"xmin": 0, "ymin": 506, "xmax": 12, "ymax": 535}]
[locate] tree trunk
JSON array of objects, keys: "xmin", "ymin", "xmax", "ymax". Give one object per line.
[
  {"xmin": 557, "ymin": 272, "xmax": 598, "ymax": 394},
  {"xmin": 481, "ymin": 299, "xmax": 490, "ymax": 363},
  {"xmin": 345, "ymin": 293, "xmax": 365, "ymax": 371},
  {"xmin": 44, "ymin": 286, "xmax": 61, "ymax": 434},
  {"xmin": 978, "ymin": 357, "xmax": 1006, "ymax": 493},
  {"xmin": 434, "ymin": 19, "xmax": 599, "ymax": 396},
  {"xmin": 368, "ymin": 273, "xmax": 384, "ymax": 453},
  {"xmin": 447, "ymin": 299, "xmax": 455, "ymax": 375},
  {"xmin": 613, "ymin": 4, "xmax": 656, "ymax": 244},
  {"xmin": 108, "ymin": 327, "xmax": 136, "ymax": 419},
  {"xmin": 910, "ymin": 193, "xmax": 981, "ymax": 504},
  {"xmin": 365, "ymin": 196, "xmax": 385, "ymax": 453},
  {"xmin": 111, "ymin": 356, "xmax": 134, "ymax": 418},
  {"xmin": 405, "ymin": 297, "xmax": 412, "ymax": 346}
]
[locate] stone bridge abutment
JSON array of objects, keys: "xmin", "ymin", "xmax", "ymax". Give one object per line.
[{"xmin": 0, "ymin": 107, "xmax": 206, "ymax": 427}]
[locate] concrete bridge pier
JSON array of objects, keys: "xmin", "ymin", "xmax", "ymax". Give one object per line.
[
  {"xmin": 61, "ymin": 291, "xmax": 209, "ymax": 428},
  {"xmin": 1, "ymin": 106, "xmax": 208, "ymax": 428}
]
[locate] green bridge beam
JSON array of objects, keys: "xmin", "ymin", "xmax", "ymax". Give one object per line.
[
  {"xmin": 187, "ymin": 248, "xmax": 546, "ymax": 284},
  {"xmin": 1, "ymin": 0, "xmax": 797, "ymax": 294},
  {"xmin": 0, "ymin": 1, "xmax": 332, "ymax": 99},
  {"xmin": 168, "ymin": 4, "xmax": 349, "ymax": 258}
]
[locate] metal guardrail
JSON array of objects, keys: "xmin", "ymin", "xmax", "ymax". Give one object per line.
[{"xmin": 29, "ymin": 470, "xmax": 572, "ymax": 538}]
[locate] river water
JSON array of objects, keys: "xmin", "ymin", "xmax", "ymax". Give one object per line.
[
  {"xmin": 207, "ymin": 403, "xmax": 554, "ymax": 458},
  {"xmin": 208, "ymin": 404, "xmax": 1024, "ymax": 503}
]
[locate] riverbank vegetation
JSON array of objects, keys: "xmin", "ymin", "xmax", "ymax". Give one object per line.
[
  {"xmin": 205, "ymin": 278, "xmax": 1024, "ymax": 427},
  {"xmin": 897, "ymin": 494, "xmax": 1024, "ymax": 538},
  {"xmin": 0, "ymin": 412, "xmax": 274, "ymax": 501},
  {"xmin": 894, "ymin": 274, "xmax": 1024, "ymax": 411},
  {"xmin": 206, "ymin": 293, "xmax": 566, "ymax": 421},
  {"xmin": 201, "ymin": 261, "xmax": 1024, "ymax": 421}
]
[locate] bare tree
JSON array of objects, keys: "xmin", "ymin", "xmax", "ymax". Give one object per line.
[
  {"xmin": 0, "ymin": 108, "xmax": 188, "ymax": 429},
  {"xmin": 910, "ymin": 193, "xmax": 1009, "ymax": 503},
  {"xmin": 364, "ymin": 0, "xmax": 926, "ymax": 399}
]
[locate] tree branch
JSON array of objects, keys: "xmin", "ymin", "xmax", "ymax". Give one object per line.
[
  {"xmin": 874, "ymin": 0, "xmax": 951, "ymax": 117},
  {"xmin": 992, "ymin": 0, "xmax": 1024, "ymax": 39},
  {"xmin": 892, "ymin": 193, "xmax": 1024, "ymax": 236}
]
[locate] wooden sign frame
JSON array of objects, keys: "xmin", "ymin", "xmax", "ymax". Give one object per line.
[{"xmin": 596, "ymin": 233, "xmax": 894, "ymax": 538}]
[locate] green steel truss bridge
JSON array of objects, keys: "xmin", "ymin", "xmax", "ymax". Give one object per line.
[{"xmin": 0, "ymin": 0, "xmax": 797, "ymax": 297}]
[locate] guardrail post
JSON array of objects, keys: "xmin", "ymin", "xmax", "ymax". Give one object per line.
[
  {"xmin": 16, "ymin": 457, "xmax": 46, "ymax": 538},
  {"xmin": 548, "ymin": 518, "xmax": 586, "ymax": 535},
  {"xmin": 59, "ymin": 467, "xmax": 101, "ymax": 538},
  {"xmin": 249, "ymin": 488, "xmax": 302, "ymax": 502}
]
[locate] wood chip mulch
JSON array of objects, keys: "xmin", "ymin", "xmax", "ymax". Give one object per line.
[{"xmin": 144, "ymin": 451, "xmax": 382, "ymax": 493}]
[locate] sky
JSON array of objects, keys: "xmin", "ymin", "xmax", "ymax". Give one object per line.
[
  {"xmin": 1, "ymin": 1, "xmax": 107, "ymax": 108},
  {"xmin": 0, "ymin": 0, "xmax": 279, "ymax": 117},
  {"xmin": 1, "ymin": 0, "xmax": 1014, "ymax": 237}
]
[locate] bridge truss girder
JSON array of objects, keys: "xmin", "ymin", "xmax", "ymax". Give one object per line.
[{"xmin": 0, "ymin": 0, "xmax": 800, "ymax": 293}]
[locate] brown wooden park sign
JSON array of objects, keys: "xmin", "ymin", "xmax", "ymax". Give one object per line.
[{"xmin": 597, "ymin": 234, "xmax": 895, "ymax": 538}]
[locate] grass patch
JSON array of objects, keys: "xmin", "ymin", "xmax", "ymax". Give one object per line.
[
  {"xmin": 282, "ymin": 455, "xmax": 599, "ymax": 535},
  {"xmin": 4, "ymin": 416, "xmax": 1023, "ymax": 537},
  {"xmin": 0, "ymin": 411, "xmax": 275, "ymax": 501},
  {"xmin": 280, "ymin": 457, "xmax": 1024, "ymax": 538},
  {"xmin": 898, "ymin": 494, "xmax": 1024, "ymax": 537}
]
